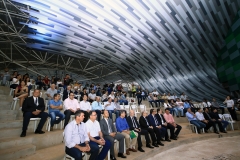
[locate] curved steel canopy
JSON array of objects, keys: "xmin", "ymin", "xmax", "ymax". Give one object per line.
[{"xmin": 1, "ymin": 0, "xmax": 239, "ymax": 101}]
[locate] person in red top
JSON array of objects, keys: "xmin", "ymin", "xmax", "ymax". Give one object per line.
[
  {"xmin": 43, "ymin": 76, "xmax": 50, "ymax": 90},
  {"xmin": 163, "ymin": 108, "xmax": 182, "ymax": 140}
]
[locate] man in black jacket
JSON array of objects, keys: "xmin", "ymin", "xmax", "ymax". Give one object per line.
[
  {"xmin": 156, "ymin": 109, "xmax": 171, "ymax": 142},
  {"xmin": 203, "ymin": 108, "xmax": 226, "ymax": 133},
  {"xmin": 139, "ymin": 111, "xmax": 159, "ymax": 147},
  {"xmin": 126, "ymin": 110, "xmax": 154, "ymax": 152},
  {"xmin": 20, "ymin": 89, "xmax": 48, "ymax": 137},
  {"xmin": 62, "ymin": 85, "xmax": 73, "ymax": 101}
]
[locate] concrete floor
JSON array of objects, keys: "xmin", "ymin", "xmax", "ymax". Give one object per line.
[{"xmin": 147, "ymin": 136, "xmax": 240, "ymax": 160}]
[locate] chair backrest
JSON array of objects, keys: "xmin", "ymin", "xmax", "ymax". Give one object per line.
[
  {"xmin": 223, "ymin": 114, "xmax": 233, "ymax": 121},
  {"xmin": 218, "ymin": 114, "xmax": 224, "ymax": 120},
  {"xmin": 139, "ymin": 105, "xmax": 146, "ymax": 111},
  {"xmin": 119, "ymin": 105, "xmax": 125, "ymax": 109}
]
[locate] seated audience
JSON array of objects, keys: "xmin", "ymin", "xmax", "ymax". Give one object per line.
[
  {"xmin": 163, "ymin": 101, "xmax": 174, "ymax": 115},
  {"xmin": 202, "ymin": 98, "xmax": 211, "ymax": 108},
  {"xmin": 79, "ymin": 95, "xmax": 91, "ymax": 122},
  {"xmin": 188, "ymin": 100, "xmax": 196, "ymax": 113},
  {"xmin": 104, "ymin": 97, "xmax": 116, "ymax": 119},
  {"xmin": 127, "ymin": 110, "xmax": 154, "ymax": 152},
  {"xmin": 174, "ymin": 98, "xmax": 184, "ymax": 117},
  {"xmin": 139, "ymin": 111, "xmax": 159, "ymax": 147},
  {"xmin": 25, "ymin": 77, "xmax": 32, "ymax": 92},
  {"xmin": 48, "ymin": 93, "xmax": 65, "ymax": 131},
  {"xmin": 42, "ymin": 76, "xmax": 50, "ymax": 90},
  {"xmin": 155, "ymin": 109, "xmax": 171, "ymax": 142},
  {"xmin": 148, "ymin": 93, "xmax": 158, "ymax": 108},
  {"xmin": 195, "ymin": 108, "xmax": 213, "ymax": 133},
  {"xmin": 180, "ymin": 92, "xmax": 187, "ymax": 102},
  {"xmin": 46, "ymin": 84, "xmax": 57, "ymax": 100},
  {"xmin": 14, "ymin": 80, "xmax": 28, "ymax": 110},
  {"xmin": 86, "ymin": 111, "xmax": 111, "ymax": 160},
  {"xmin": 63, "ymin": 85, "xmax": 73, "ymax": 101},
  {"xmin": 108, "ymin": 91, "xmax": 115, "ymax": 100},
  {"xmin": 223, "ymin": 96, "xmax": 237, "ymax": 121},
  {"xmin": 64, "ymin": 110, "xmax": 98, "ymax": 160},
  {"xmin": 88, "ymin": 89, "xmax": 96, "ymax": 103},
  {"xmin": 210, "ymin": 108, "xmax": 229, "ymax": 132},
  {"xmin": 10, "ymin": 74, "xmax": 21, "ymax": 89},
  {"xmin": 102, "ymin": 91, "xmax": 108, "ymax": 102},
  {"xmin": 100, "ymin": 110, "xmax": 127, "ymax": 159},
  {"xmin": 186, "ymin": 108, "xmax": 206, "ymax": 134},
  {"xmin": 63, "ymin": 92, "xmax": 80, "ymax": 128},
  {"xmin": 20, "ymin": 89, "xmax": 48, "ymax": 137},
  {"xmin": 116, "ymin": 111, "xmax": 138, "ymax": 155},
  {"xmin": 183, "ymin": 100, "xmax": 191, "ymax": 113},
  {"xmin": 35, "ymin": 76, "xmax": 43, "ymax": 89},
  {"xmin": 91, "ymin": 96, "xmax": 104, "ymax": 121},
  {"xmin": 163, "ymin": 108, "xmax": 182, "ymax": 140},
  {"xmin": 119, "ymin": 92, "xmax": 128, "ymax": 105},
  {"xmin": 203, "ymin": 108, "xmax": 221, "ymax": 134},
  {"xmin": 211, "ymin": 98, "xmax": 224, "ymax": 114},
  {"xmin": 80, "ymin": 88, "xmax": 88, "ymax": 101},
  {"xmin": 147, "ymin": 109, "xmax": 165, "ymax": 146}
]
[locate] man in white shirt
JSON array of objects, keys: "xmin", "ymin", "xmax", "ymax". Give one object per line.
[
  {"xmin": 88, "ymin": 90, "xmax": 96, "ymax": 103},
  {"xmin": 86, "ymin": 111, "xmax": 111, "ymax": 160},
  {"xmin": 64, "ymin": 110, "xmax": 99, "ymax": 160},
  {"xmin": 180, "ymin": 93, "xmax": 187, "ymax": 102},
  {"xmin": 173, "ymin": 98, "xmax": 184, "ymax": 117},
  {"xmin": 104, "ymin": 97, "xmax": 116, "ymax": 119},
  {"xmin": 152, "ymin": 89, "xmax": 159, "ymax": 96},
  {"xmin": 202, "ymin": 99, "xmax": 211, "ymax": 108},
  {"xmin": 108, "ymin": 91, "xmax": 115, "ymax": 100},
  {"xmin": 45, "ymin": 84, "xmax": 57, "ymax": 100},
  {"xmin": 63, "ymin": 92, "xmax": 80, "ymax": 128},
  {"xmin": 79, "ymin": 95, "xmax": 91, "ymax": 122},
  {"xmin": 195, "ymin": 108, "xmax": 213, "ymax": 133}
]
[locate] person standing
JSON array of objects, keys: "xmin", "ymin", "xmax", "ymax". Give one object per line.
[
  {"xmin": 223, "ymin": 96, "xmax": 237, "ymax": 120},
  {"xmin": 136, "ymin": 86, "xmax": 142, "ymax": 105},
  {"xmin": 64, "ymin": 110, "xmax": 99, "ymax": 160},
  {"xmin": 20, "ymin": 89, "xmax": 48, "ymax": 137}
]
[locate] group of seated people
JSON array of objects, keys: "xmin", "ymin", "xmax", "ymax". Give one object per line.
[{"xmin": 19, "ymin": 89, "xmax": 183, "ymax": 160}]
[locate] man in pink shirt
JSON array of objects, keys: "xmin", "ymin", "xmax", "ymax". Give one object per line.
[{"xmin": 163, "ymin": 108, "xmax": 182, "ymax": 140}]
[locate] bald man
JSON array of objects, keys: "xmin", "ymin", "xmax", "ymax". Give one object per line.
[
  {"xmin": 92, "ymin": 96, "xmax": 104, "ymax": 121},
  {"xmin": 126, "ymin": 110, "xmax": 154, "ymax": 152}
]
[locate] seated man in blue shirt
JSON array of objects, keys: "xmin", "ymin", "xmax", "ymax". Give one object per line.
[
  {"xmin": 64, "ymin": 110, "xmax": 99, "ymax": 160},
  {"xmin": 116, "ymin": 110, "xmax": 138, "ymax": 155},
  {"xmin": 104, "ymin": 97, "xmax": 116, "ymax": 119},
  {"xmin": 48, "ymin": 93, "xmax": 65, "ymax": 131},
  {"xmin": 183, "ymin": 101, "xmax": 191, "ymax": 113},
  {"xmin": 91, "ymin": 96, "xmax": 103, "ymax": 121},
  {"xmin": 186, "ymin": 108, "xmax": 206, "ymax": 134}
]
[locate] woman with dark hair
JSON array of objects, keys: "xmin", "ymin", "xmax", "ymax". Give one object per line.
[
  {"xmin": 224, "ymin": 96, "xmax": 238, "ymax": 120},
  {"xmin": 14, "ymin": 80, "xmax": 28, "ymax": 110}
]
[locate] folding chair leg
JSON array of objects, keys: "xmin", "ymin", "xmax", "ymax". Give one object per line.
[{"xmin": 34, "ymin": 120, "xmax": 37, "ymax": 131}]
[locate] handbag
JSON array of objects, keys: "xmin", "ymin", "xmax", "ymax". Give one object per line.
[{"xmin": 129, "ymin": 130, "xmax": 137, "ymax": 139}]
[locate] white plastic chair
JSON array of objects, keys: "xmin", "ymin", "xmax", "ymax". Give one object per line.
[
  {"xmin": 131, "ymin": 105, "xmax": 139, "ymax": 117},
  {"xmin": 30, "ymin": 118, "xmax": 41, "ymax": 131},
  {"xmin": 46, "ymin": 116, "xmax": 63, "ymax": 131},
  {"xmin": 9, "ymin": 88, "xmax": 15, "ymax": 96},
  {"xmin": 10, "ymin": 98, "xmax": 19, "ymax": 110},
  {"xmin": 223, "ymin": 114, "xmax": 239, "ymax": 131},
  {"xmin": 124, "ymin": 105, "xmax": 130, "ymax": 115},
  {"xmin": 139, "ymin": 105, "xmax": 146, "ymax": 112},
  {"xmin": 63, "ymin": 132, "xmax": 85, "ymax": 160},
  {"xmin": 187, "ymin": 119, "xmax": 204, "ymax": 134}
]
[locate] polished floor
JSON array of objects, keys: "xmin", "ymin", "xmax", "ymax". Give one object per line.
[{"xmin": 147, "ymin": 136, "xmax": 240, "ymax": 160}]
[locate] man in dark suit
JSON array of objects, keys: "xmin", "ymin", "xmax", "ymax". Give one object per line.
[
  {"xmin": 156, "ymin": 108, "xmax": 171, "ymax": 142},
  {"xmin": 139, "ymin": 111, "xmax": 159, "ymax": 147},
  {"xmin": 62, "ymin": 85, "xmax": 73, "ymax": 101},
  {"xmin": 209, "ymin": 108, "xmax": 228, "ymax": 133},
  {"xmin": 147, "ymin": 109, "xmax": 164, "ymax": 146},
  {"xmin": 126, "ymin": 110, "xmax": 154, "ymax": 152},
  {"xmin": 100, "ymin": 110, "xmax": 126, "ymax": 160},
  {"xmin": 203, "ymin": 108, "xmax": 225, "ymax": 134},
  {"xmin": 20, "ymin": 89, "xmax": 48, "ymax": 137}
]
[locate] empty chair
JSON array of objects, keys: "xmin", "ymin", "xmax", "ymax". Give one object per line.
[{"xmin": 223, "ymin": 114, "xmax": 239, "ymax": 131}]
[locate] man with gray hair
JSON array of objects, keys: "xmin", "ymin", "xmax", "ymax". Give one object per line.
[{"xmin": 46, "ymin": 84, "xmax": 57, "ymax": 100}]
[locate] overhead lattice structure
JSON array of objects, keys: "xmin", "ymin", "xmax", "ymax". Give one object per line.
[{"xmin": 1, "ymin": 0, "xmax": 240, "ymax": 101}]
